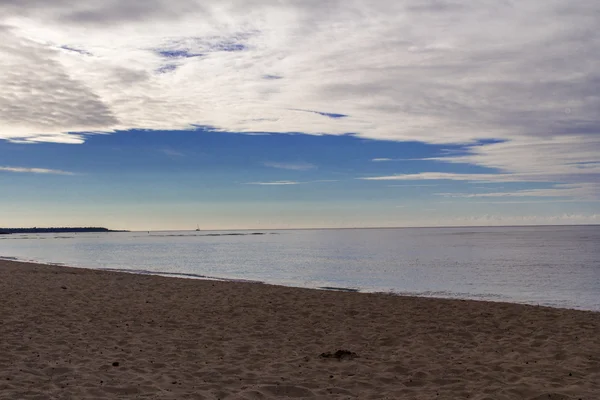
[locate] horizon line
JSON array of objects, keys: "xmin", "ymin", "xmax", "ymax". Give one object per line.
[
  {"xmin": 4, "ymin": 223, "xmax": 599, "ymax": 232},
  {"xmin": 136, "ymin": 223, "xmax": 600, "ymax": 232}
]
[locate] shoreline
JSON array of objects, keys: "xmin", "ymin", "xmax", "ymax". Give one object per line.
[
  {"xmin": 0, "ymin": 256, "xmax": 596, "ymax": 313},
  {"xmin": 1, "ymin": 259, "xmax": 599, "ymax": 399}
]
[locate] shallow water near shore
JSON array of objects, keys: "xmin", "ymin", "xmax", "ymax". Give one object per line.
[{"xmin": 1, "ymin": 225, "xmax": 599, "ymax": 311}]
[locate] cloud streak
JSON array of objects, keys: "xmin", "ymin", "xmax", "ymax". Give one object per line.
[
  {"xmin": 435, "ymin": 183, "xmax": 600, "ymax": 200},
  {"xmin": 0, "ymin": 166, "xmax": 75, "ymax": 175},
  {"xmin": 441, "ymin": 200, "xmax": 595, "ymax": 204},
  {"xmin": 360, "ymin": 172, "xmax": 531, "ymax": 183},
  {"xmin": 245, "ymin": 179, "xmax": 337, "ymax": 185},
  {"xmin": 371, "ymin": 158, "xmax": 393, "ymax": 162},
  {"xmin": 244, "ymin": 180, "xmax": 301, "ymax": 185}
]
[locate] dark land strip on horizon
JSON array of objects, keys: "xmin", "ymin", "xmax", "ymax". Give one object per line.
[{"xmin": 0, "ymin": 227, "xmax": 126, "ymax": 234}]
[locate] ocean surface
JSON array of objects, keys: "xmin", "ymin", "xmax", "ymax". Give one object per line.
[{"xmin": 1, "ymin": 226, "xmax": 599, "ymax": 311}]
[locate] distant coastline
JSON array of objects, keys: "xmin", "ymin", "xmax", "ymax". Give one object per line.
[{"xmin": 0, "ymin": 227, "xmax": 126, "ymax": 234}]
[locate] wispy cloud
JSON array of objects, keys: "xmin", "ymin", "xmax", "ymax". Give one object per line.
[
  {"xmin": 0, "ymin": 166, "xmax": 75, "ymax": 175},
  {"xmin": 160, "ymin": 148, "xmax": 184, "ymax": 157},
  {"xmin": 387, "ymin": 184, "xmax": 444, "ymax": 187},
  {"xmin": 440, "ymin": 199, "xmax": 597, "ymax": 205},
  {"xmin": 435, "ymin": 184, "xmax": 600, "ymax": 200},
  {"xmin": 371, "ymin": 158, "xmax": 394, "ymax": 162},
  {"xmin": 365, "ymin": 172, "xmax": 600, "ymax": 200},
  {"xmin": 263, "ymin": 161, "xmax": 316, "ymax": 171},
  {"xmin": 372, "ymin": 157, "xmax": 426, "ymax": 162},
  {"xmin": 359, "ymin": 172, "xmax": 526, "ymax": 183},
  {"xmin": 244, "ymin": 179, "xmax": 337, "ymax": 185},
  {"xmin": 244, "ymin": 180, "xmax": 301, "ymax": 185}
]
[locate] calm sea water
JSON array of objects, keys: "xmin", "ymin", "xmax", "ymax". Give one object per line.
[{"xmin": 1, "ymin": 226, "xmax": 599, "ymax": 311}]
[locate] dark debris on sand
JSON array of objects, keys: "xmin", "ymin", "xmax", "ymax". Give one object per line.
[{"xmin": 319, "ymin": 350, "xmax": 358, "ymax": 360}]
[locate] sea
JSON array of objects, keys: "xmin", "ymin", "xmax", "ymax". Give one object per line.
[{"xmin": 1, "ymin": 225, "xmax": 599, "ymax": 311}]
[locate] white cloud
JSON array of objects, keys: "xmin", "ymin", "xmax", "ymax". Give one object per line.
[
  {"xmin": 0, "ymin": 0, "xmax": 598, "ymax": 198},
  {"xmin": 263, "ymin": 161, "xmax": 316, "ymax": 170},
  {"xmin": 1, "ymin": 1, "xmax": 597, "ymax": 143},
  {"xmin": 0, "ymin": 166, "xmax": 75, "ymax": 175},
  {"xmin": 427, "ymin": 137, "xmax": 600, "ymax": 180}
]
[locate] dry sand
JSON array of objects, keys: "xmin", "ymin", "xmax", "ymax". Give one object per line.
[{"xmin": 1, "ymin": 260, "xmax": 599, "ymax": 400}]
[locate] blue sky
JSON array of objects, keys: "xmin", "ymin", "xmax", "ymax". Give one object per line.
[
  {"xmin": 0, "ymin": 1, "xmax": 599, "ymax": 229},
  {"xmin": 1, "ymin": 128, "xmax": 598, "ymax": 230}
]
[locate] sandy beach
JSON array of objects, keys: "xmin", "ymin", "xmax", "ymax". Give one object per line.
[{"xmin": 1, "ymin": 260, "xmax": 599, "ymax": 399}]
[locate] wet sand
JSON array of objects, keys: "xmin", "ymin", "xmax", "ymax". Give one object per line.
[{"xmin": 1, "ymin": 259, "xmax": 599, "ymax": 399}]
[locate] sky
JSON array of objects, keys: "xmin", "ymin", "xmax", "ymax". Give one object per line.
[{"xmin": 0, "ymin": 0, "xmax": 599, "ymax": 230}]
